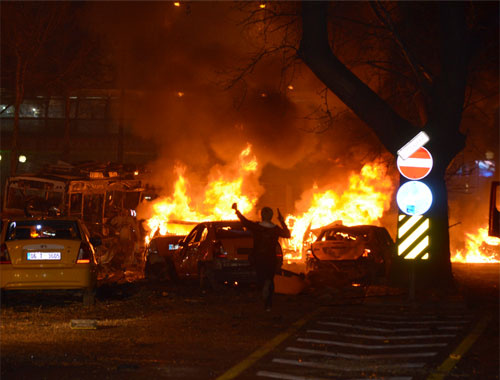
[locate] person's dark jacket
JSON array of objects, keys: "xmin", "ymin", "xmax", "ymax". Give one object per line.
[{"xmin": 235, "ymin": 211, "xmax": 290, "ymax": 279}]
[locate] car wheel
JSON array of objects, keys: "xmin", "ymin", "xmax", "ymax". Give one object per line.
[
  {"xmin": 199, "ymin": 264, "xmax": 219, "ymax": 291},
  {"xmin": 83, "ymin": 289, "xmax": 96, "ymax": 307},
  {"xmin": 145, "ymin": 260, "xmax": 168, "ymax": 282},
  {"xmin": 0, "ymin": 289, "xmax": 7, "ymax": 305},
  {"xmin": 165, "ymin": 259, "xmax": 179, "ymax": 283},
  {"xmin": 144, "ymin": 260, "xmax": 153, "ymax": 280}
]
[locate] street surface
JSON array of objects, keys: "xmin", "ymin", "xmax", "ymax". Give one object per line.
[{"xmin": 1, "ymin": 263, "xmax": 498, "ymax": 380}]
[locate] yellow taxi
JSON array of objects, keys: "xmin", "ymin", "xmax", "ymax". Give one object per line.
[{"xmin": 0, "ymin": 217, "xmax": 99, "ymax": 305}]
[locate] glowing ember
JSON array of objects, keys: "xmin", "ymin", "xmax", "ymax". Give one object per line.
[
  {"xmin": 283, "ymin": 161, "xmax": 394, "ymax": 259},
  {"xmin": 452, "ymin": 227, "xmax": 500, "ymax": 263}
]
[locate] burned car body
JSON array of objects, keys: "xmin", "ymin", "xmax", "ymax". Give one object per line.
[
  {"xmin": 306, "ymin": 224, "xmax": 394, "ymax": 284},
  {"xmin": 144, "ymin": 234, "xmax": 185, "ymax": 281},
  {"xmin": 144, "ymin": 220, "xmax": 285, "ymax": 289},
  {"xmin": 2, "ymin": 162, "xmax": 144, "ymax": 238}
]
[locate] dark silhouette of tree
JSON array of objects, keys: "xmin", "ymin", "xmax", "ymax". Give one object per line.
[
  {"xmin": 232, "ymin": 1, "xmax": 498, "ymax": 288},
  {"xmin": 2, "ymin": 2, "xmax": 63, "ymax": 175},
  {"xmin": 1, "ymin": 2, "xmax": 111, "ymax": 172}
]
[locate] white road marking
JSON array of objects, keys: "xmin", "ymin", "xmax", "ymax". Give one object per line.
[
  {"xmin": 297, "ymin": 337, "xmax": 448, "ymax": 349},
  {"xmin": 322, "ymin": 316, "xmax": 467, "ymax": 325},
  {"xmin": 252, "ymin": 308, "xmax": 470, "ymax": 380},
  {"xmin": 256, "ymin": 370, "xmax": 328, "ymax": 380},
  {"xmin": 306, "ymin": 329, "xmax": 456, "ymax": 340},
  {"xmin": 332, "ymin": 313, "xmax": 467, "ymax": 321},
  {"xmin": 257, "ymin": 370, "xmax": 412, "ymax": 380},
  {"xmin": 272, "ymin": 357, "xmax": 425, "ymax": 370},
  {"xmin": 317, "ymin": 321, "xmax": 462, "ymax": 332},
  {"xmin": 286, "ymin": 346, "xmax": 438, "ymax": 359}
]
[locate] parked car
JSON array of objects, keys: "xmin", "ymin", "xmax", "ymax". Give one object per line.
[
  {"xmin": 144, "ymin": 234, "xmax": 185, "ymax": 281},
  {"xmin": 0, "ymin": 217, "xmax": 100, "ymax": 305},
  {"xmin": 144, "ymin": 221, "xmax": 284, "ymax": 289},
  {"xmin": 306, "ymin": 223, "xmax": 394, "ymax": 283}
]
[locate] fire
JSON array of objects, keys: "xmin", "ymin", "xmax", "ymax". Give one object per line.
[
  {"xmin": 452, "ymin": 227, "xmax": 500, "ymax": 263},
  {"xmin": 144, "ymin": 144, "xmax": 261, "ymax": 241},
  {"xmin": 143, "ymin": 149, "xmax": 395, "ymax": 262},
  {"xmin": 283, "ymin": 161, "xmax": 394, "ymax": 259}
]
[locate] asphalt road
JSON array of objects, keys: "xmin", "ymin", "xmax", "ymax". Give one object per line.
[{"xmin": 0, "ymin": 263, "xmax": 498, "ymax": 380}]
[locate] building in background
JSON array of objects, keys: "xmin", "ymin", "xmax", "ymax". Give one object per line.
[{"xmin": 0, "ymin": 88, "xmax": 157, "ymax": 196}]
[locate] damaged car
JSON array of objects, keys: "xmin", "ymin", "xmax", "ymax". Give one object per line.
[
  {"xmin": 145, "ymin": 221, "xmax": 285, "ymax": 290},
  {"xmin": 306, "ymin": 223, "xmax": 395, "ymax": 285},
  {"xmin": 177, "ymin": 221, "xmax": 256, "ymax": 289},
  {"xmin": 144, "ymin": 234, "xmax": 185, "ymax": 281}
]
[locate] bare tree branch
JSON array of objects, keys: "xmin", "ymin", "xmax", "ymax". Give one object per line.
[{"xmin": 370, "ymin": 1, "xmax": 433, "ymax": 94}]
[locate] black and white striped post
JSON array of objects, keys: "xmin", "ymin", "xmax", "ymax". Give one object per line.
[{"xmin": 395, "ymin": 132, "xmax": 433, "ymax": 300}]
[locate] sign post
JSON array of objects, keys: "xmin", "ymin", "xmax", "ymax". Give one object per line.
[
  {"xmin": 395, "ymin": 132, "xmax": 433, "ymax": 297},
  {"xmin": 396, "ymin": 138, "xmax": 433, "ymax": 260}
]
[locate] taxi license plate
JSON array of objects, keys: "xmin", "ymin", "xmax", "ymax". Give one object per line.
[{"xmin": 27, "ymin": 251, "xmax": 61, "ymax": 261}]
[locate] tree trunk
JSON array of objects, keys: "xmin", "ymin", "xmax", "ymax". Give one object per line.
[
  {"xmin": 62, "ymin": 93, "xmax": 71, "ymax": 161},
  {"xmin": 118, "ymin": 88, "xmax": 125, "ymax": 164},
  {"xmin": 11, "ymin": 55, "xmax": 26, "ymax": 176},
  {"xmin": 298, "ymin": 1, "xmax": 468, "ymax": 289},
  {"xmin": 298, "ymin": 2, "xmax": 420, "ymax": 154}
]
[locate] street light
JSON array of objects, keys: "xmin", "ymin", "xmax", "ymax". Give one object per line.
[{"xmin": 18, "ymin": 155, "xmax": 27, "ymax": 163}]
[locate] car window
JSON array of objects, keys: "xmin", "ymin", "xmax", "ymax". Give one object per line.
[
  {"xmin": 215, "ymin": 224, "xmax": 251, "ymax": 239},
  {"xmin": 321, "ymin": 229, "xmax": 357, "ymax": 242},
  {"xmin": 184, "ymin": 228, "xmax": 199, "ymax": 245},
  {"xmin": 193, "ymin": 226, "xmax": 207, "ymax": 243},
  {"xmin": 199, "ymin": 227, "xmax": 208, "ymax": 242},
  {"xmin": 6, "ymin": 220, "xmax": 81, "ymax": 241}
]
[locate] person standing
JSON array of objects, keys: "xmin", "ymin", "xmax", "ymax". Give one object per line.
[{"xmin": 232, "ymin": 203, "xmax": 291, "ymax": 311}]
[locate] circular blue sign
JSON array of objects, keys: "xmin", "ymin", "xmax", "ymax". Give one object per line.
[{"xmin": 396, "ymin": 181, "xmax": 433, "ymax": 216}]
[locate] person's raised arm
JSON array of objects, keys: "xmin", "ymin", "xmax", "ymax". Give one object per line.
[
  {"xmin": 277, "ymin": 208, "xmax": 291, "ymax": 238},
  {"xmin": 232, "ymin": 203, "xmax": 256, "ymax": 230}
]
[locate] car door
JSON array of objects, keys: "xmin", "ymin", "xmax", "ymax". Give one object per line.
[
  {"xmin": 179, "ymin": 225, "xmax": 207, "ymax": 276},
  {"xmin": 177, "ymin": 228, "xmax": 197, "ymax": 276}
]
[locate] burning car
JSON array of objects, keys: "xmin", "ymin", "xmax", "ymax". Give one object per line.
[
  {"xmin": 306, "ymin": 223, "xmax": 394, "ymax": 284},
  {"xmin": 144, "ymin": 221, "xmax": 284, "ymax": 290},
  {"xmin": 0, "ymin": 217, "xmax": 101, "ymax": 305},
  {"xmin": 144, "ymin": 234, "xmax": 185, "ymax": 281}
]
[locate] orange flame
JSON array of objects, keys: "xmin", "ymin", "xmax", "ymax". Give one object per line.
[
  {"xmin": 283, "ymin": 161, "xmax": 394, "ymax": 259},
  {"xmin": 452, "ymin": 227, "xmax": 500, "ymax": 263},
  {"xmin": 144, "ymin": 144, "xmax": 261, "ymax": 241},
  {"xmin": 143, "ymin": 150, "xmax": 394, "ymax": 262}
]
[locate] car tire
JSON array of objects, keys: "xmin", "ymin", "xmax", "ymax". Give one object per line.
[
  {"xmin": 199, "ymin": 264, "xmax": 219, "ymax": 291},
  {"xmin": 83, "ymin": 289, "xmax": 96, "ymax": 307},
  {"xmin": 0, "ymin": 289, "xmax": 7, "ymax": 305},
  {"xmin": 145, "ymin": 260, "xmax": 168, "ymax": 282},
  {"xmin": 165, "ymin": 258, "xmax": 179, "ymax": 283}
]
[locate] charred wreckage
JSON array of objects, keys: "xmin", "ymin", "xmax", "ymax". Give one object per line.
[{"xmin": 1, "ymin": 161, "xmax": 153, "ymax": 273}]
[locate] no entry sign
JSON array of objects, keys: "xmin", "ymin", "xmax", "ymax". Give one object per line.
[{"xmin": 397, "ymin": 147, "xmax": 433, "ymax": 180}]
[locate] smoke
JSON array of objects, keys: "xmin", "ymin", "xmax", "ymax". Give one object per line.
[{"xmin": 83, "ymin": 2, "xmax": 388, "ymax": 213}]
